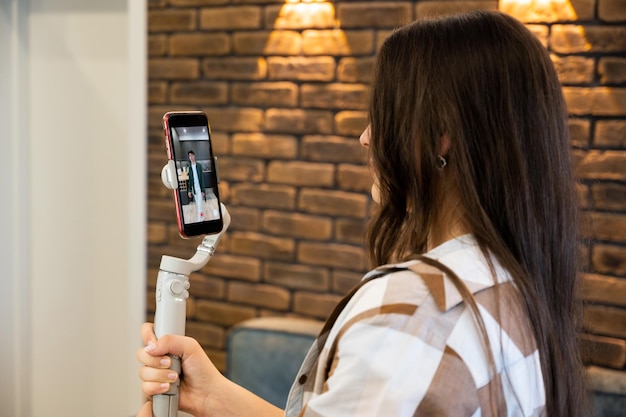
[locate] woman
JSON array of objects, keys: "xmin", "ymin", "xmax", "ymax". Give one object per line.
[{"xmin": 137, "ymin": 10, "xmax": 587, "ymax": 417}]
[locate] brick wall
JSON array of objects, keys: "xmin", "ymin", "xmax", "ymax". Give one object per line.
[{"xmin": 146, "ymin": 0, "xmax": 626, "ymax": 392}]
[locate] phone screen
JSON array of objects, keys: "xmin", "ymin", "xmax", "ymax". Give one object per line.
[{"xmin": 163, "ymin": 112, "xmax": 223, "ymax": 237}]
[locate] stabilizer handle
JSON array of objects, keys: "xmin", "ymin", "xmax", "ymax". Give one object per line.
[{"xmin": 152, "ymin": 204, "xmax": 230, "ymax": 417}]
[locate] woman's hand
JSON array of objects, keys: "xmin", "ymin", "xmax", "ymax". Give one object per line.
[
  {"xmin": 136, "ymin": 322, "xmax": 219, "ymax": 417},
  {"xmin": 136, "ymin": 322, "xmax": 284, "ymax": 417}
]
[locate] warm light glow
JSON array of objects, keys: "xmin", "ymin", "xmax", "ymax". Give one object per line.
[
  {"xmin": 500, "ymin": 0, "xmax": 578, "ymax": 22},
  {"xmin": 273, "ymin": 2, "xmax": 336, "ymax": 29}
]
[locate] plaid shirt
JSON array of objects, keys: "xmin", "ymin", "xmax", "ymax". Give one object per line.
[{"xmin": 285, "ymin": 235, "xmax": 545, "ymax": 417}]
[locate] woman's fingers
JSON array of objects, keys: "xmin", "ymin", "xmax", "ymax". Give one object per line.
[
  {"xmin": 139, "ymin": 363, "xmax": 178, "ymax": 383},
  {"xmin": 140, "ymin": 322, "xmax": 156, "ymax": 346},
  {"xmin": 138, "ymin": 364, "xmax": 179, "ymax": 397},
  {"xmin": 141, "ymin": 380, "xmax": 172, "ymax": 396},
  {"xmin": 136, "ymin": 346, "xmax": 171, "ymax": 368},
  {"xmin": 137, "ymin": 400, "xmax": 154, "ymax": 417}
]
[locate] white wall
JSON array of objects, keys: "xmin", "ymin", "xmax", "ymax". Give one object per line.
[{"xmin": 0, "ymin": 0, "xmax": 146, "ymax": 416}]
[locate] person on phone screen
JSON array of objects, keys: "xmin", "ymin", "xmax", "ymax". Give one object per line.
[
  {"xmin": 187, "ymin": 150, "xmax": 206, "ymax": 222},
  {"xmin": 137, "ymin": 10, "xmax": 589, "ymax": 417}
]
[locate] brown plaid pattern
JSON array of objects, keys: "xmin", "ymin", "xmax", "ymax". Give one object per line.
[{"xmin": 285, "ymin": 235, "xmax": 545, "ymax": 417}]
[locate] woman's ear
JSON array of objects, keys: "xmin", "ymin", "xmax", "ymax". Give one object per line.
[{"xmin": 439, "ymin": 134, "xmax": 451, "ymax": 157}]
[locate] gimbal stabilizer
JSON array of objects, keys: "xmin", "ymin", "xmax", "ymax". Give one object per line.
[{"xmin": 152, "ymin": 162, "xmax": 230, "ymax": 417}]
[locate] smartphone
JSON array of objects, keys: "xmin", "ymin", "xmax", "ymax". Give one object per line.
[{"xmin": 163, "ymin": 111, "xmax": 223, "ymax": 237}]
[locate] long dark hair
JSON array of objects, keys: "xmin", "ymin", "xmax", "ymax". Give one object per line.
[{"xmin": 366, "ymin": 10, "xmax": 587, "ymax": 416}]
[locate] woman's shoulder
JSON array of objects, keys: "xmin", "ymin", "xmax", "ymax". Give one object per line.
[{"xmin": 349, "ymin": 261, "xmax": 434, "ymax": 313}]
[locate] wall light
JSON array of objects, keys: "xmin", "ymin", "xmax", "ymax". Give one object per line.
[{"xmin": 500, "ymin": 0, "xmax": 578, "ymax": 22}]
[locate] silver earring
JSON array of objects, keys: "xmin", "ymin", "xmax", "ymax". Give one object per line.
[{"xmin": 436, "ymin": 154, "xmax": 447, "ymax": 170}]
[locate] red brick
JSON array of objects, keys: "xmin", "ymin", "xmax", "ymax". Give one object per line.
[
  {"xmin": 577, "ymin": 183, "xmax": 592, "ymax": 210},
  {"xmin": 147, "ymin": 222, "xmax": 167, "ymax": 244},
  {"xmin": 298, "ymin": 241, "xmax": 367, "ymax": 271},
  {"xmin": 582, "ymin": 274, "xmax": 626, "ymax": 307},
  {"xmin": 148, "ymin": 34, "xmax": 167, "ymax": 56},
  {"xmin": 265, "ymin": 109, "xmax": 333, "ymax": 134},
  {"xmin": 170, "ymin": 33, "xmax": 231, "ymax": 56},
  {"xmin": 599, "ymin": 0, "xmax": 626, "ymax": 22},
  {"xmin": 264, "ymin": 262, "xmax": 330, "ymax": 291},
  {"xmin": 201, "ymin": 57, "xmax": 267, "ymax": 80},
  {"xmin": 551, "ymin": 25, "xmax": 626, "ymax": 54},
  {"xmin": 233, "ymin": 0, "xmax": 283, "ymax": 3},
  {"xmin": 551, "ymin": 55, "xmax": 594, "ymax": 84},
  {"xmin": 148, "ymin": 0, "xmax": 166, "ymax": 8},
  {"xmin": 299, "ymin": 188, "xmax": 369, "ymax": 218},
  {"xmin": 337, "ymin": 164, "xmax": 372, "ymax": 192},
  {"xmin": 232, "ymin": 82, "xmax": 298, "ymax": 107},
  {"xmin": 200, "ymin": 6, "xmax": 261, "ymax": 30},
  {"xmin": 335, "ymin": 218, "xmax": 367, "ymax": 245},
  {"xmin": 575, "ymin": 150, "xmax": 626, "ymax": 181},
  {"xmin": 293, "ymin": 291, "xmax": 341, "ymax": 319},
  {"xmin": 218, "ymin": 181, "xmax": 231, "ymax": 203},
  {"xmin": 149, "ymin": 9, "xmax": 197, "ymax": 32},
  {"xmin": 230, "ymin": 231, "xmax": 295, "ymax": 260},
  {"xmin": 569, "ymin": 118, "xmax": 590, "ymax": 148},
  {"xmin": 267, "ymin": 161, "xmax": 334, "ymax": 187},
  {"xmin": 501, "ymin": 0, "xmax": 593, "ymax": 22},
  {"xmin": 267, "ymin": 56, "xmax": 335, "ymax": 81},
  {"xmin": 203, "ymin": 107, "xmax": 264, "ymax": 132},
  {"xmin": 149, "ymin": 81, "xmax": 168, "ymax": 104},
  {"xmin": 234, "ymin": 31, "xmax": 301, "ymax": 55},
  {"xmin": 581, "ymin": 333, "xmax": 626, "ymax": 369},
  {"xmin": 262, "ymin": 210, "xmax": 333, "ymax": 240},
  {"xmin": 148, "ymin": 177, "xmax": 172, "ymax": 200},
  {"xmin": 587, "ymin": 212, "xmax": 626, "ymax": 242},
  {"xmin": 293, "ymin": 291, "xmax": 342, "ymax": 319},
  {"xmin": 416, "ymin": 1, "xmax": 496, "ymax": 18},
  {"xmin": 196, "ymin": 300, "xmax": 256, "ymax": 326},
  {"xmin": 526, "ymin": 24, "xmax": 549, "ymax": 48},
  {"xmin": 302, "ymin": 135, "xmax": 367, "ymax": 164},
  {"xmin": 591, "ymin": 183, "xmax": 626, "ymax": 211},
  {"xmin": 232, "ymin": 133, "xmax": 298, "ymax": 159},
  {"xmin": 146, "ymin": 288, "xmax": 156, "ymax": 313},
  {"xmin": 210, "ymin": 131, "xmax": 230, "ymax": 155},
  {"xmin": 149, "ymin": 198, "xmax": 178, "ymax": 222},
  {"xmin": 170, "ymin": 81, "xmax": 228, "ymax": 105},
  {"xmin": 149, "ymin": 58, "xmax": 200, "ymax": 80},
  {"xmin": 595, "ymin": 121, "xmax": 626, "ymax": 148},
  {"xmin": 227, "ymin": 206, "xmax": 261, "ymax": 231},
  {"xmin": 337, "ymin": 2, "xmax": 412, "ymax": 28},
  {"xmin": 189, "ymin": 273, "xmax": 226, "ymax": 300},
  {"xmin": 332, "ymin": 270, "xmax": 364, "ymax": 295},
  {"xmin": 592, "ymin": 244, "xmax": 626, "ymax": 275},
  {"xmin": 302, "ymin": 30, "xmax": 374, "ymax": 56},
  {"xmin": 266, "ymin": 3, "xmax": 335, "ymax": 30},
  {"xmin": 227, "ymin": 281, "xmax": 291, "ymax": 310},
  {"xmin": 186, "ymin": 321, "xmax": 225, "ymax": 349},
  {"xmin": 583, "ymin": 304, "xmax": 626, "ymax": 339},
  {"xmin": 586, "ymin": 365, "xmax": 626, "ymax": 394},
  {"xmin": 598, "ymin": 57, "xmax": 626, "ymax": 84},
  {"xmin": 206, "ymin": 348, "xmax": 227, "ymax": 374},
  {"xmin": 170, "ymin": 0, "xmax": 229, "ymax": 5},
  {"xmin": 202, "ymin": 253, "xmax": 261, "ymax": 282},
  {"xmin": 231, "ymin": 183, "xmax": 296, "ymax": 209},
  {"xmin": 148, "ymin": 106, "xmax": 174, "ymax": 129},
  {"xmin": 301, "ymin": 83, "xmax": 369, "ymax": 110},
  {"xmin": 335, "ymin": 111, "xmax": 368, "ymax": 137},
  {"xmin": 337, "ymin": 57, "xmax": 376, "ymax": 83},
  {"xmin": 563, "ymin": 87, "xmax": 626, "ymax": 116},
  {"xmin": 376, "ymin": 30, "xmax": 394, "ymax": 51},
  {"xmin": 216, "ymin": 156, "xmax": 265, "ymax": 182}
]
